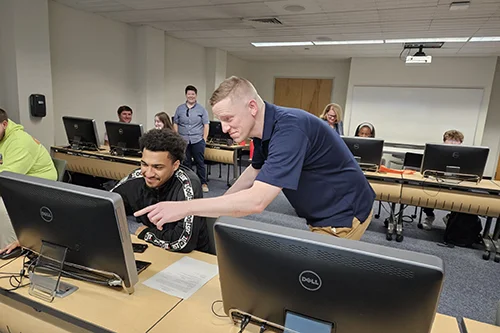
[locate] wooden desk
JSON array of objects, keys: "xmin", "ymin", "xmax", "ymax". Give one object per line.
[
  {"xmin": 51, "ymin": 146, "xmax": 140, "ymax": 180},
  {"xmin": 151, "ymin": 273, "xmax": 460, "ymax": 333},
  {"xmin": 0, "ymin": 236, "xmax": 216, "ymax": 333},
  {"xmin": 52, "ymin": 145, "xmax": 247, "ymax": 183},
  {"xmin": 364, "ymin": 171, "xmax": 403, "ymax": 204},
  {"xmin": 463, "ymin": 318, "xmax": 500, "ymax": 333}
]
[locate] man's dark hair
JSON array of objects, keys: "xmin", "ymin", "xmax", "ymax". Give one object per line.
[
  {"xmin": 185, "ymin": 85, "xmax": 197, "ymax": 95},
  {"xmin": 117, "ymin": 105, "xmax": 133, "ymax": 115},
  {"xmin": 0, "ymin": 108, "xmax": 8, "ymax": 122},
  {"xmin": 140, "ymin": 129, "xmax": 186, "ymax": 163}
]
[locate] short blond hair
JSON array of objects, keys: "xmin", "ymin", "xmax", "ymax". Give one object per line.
[
  {"xmin": 443, "ymin": 130, "xmax": 464, "ymax": 143},
  {"xmin": 209, "ymin": 76, "xmax": 258, "ymax": 107},
  {"xmin": 319, "ymin": 103, "xmax": 343, "ymax": 123}
]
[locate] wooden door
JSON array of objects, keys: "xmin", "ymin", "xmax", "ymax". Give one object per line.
[
  {"xmin": 496, "ymin": 154, "xmax": 500, "ymax": 180},
  {"xmin": 274, "ymin": 78, "xmax": 333, "ymax": 116}
]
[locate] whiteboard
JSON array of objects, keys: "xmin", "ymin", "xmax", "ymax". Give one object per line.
[{"xmin": 348, "ymin": 86, "xmax": 484, "ymax": 145}]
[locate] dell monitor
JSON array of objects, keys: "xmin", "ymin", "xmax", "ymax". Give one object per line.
[
  {"xmin": 208, "ymin": 121, "xmax": 233, "ymax": 146},
  {"xmin": 0, "ymin": 171, "xmax": 139, "ymax": 294},
  {"xmin": 214, "ymin": 217, "xmax": 444, "ymax": 333},
  {"xmin": 104, "ymin": 121, "xmax": 144, "ymax": 157},
  {"xmin": 342, "ymin": 136, "xmax": 384, "ymax": 171},
  {"xmin": 62, "ymin": 116, "xmax": 100, "ymax": 151},
  {"xmin": 421, "ymin": 143, "xmax": 489, "ymax": 181}
]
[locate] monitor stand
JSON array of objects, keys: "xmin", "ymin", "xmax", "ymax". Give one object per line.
[
  {"xmin": 28, "ymin": 241, "xmax": 78, "ymax": 302},
  {"xmin": 422, "ymin": 168, "xmax": 480, "ymax": 183},
  {"xmin": 68, "ymin": 137, "xmax": 99, "ymax": 151}
]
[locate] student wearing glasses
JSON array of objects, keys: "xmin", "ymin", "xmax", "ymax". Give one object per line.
[
  {"xmin": 421, "ymin": 129, "xmax": 464, "ymax": 230},
  {"xmin": 173, "ymin": 85, "xmax": 210, "ymax": 193},
  {"xmin": 319, "ymin": 103, "xmax": 344, "ymax": 135}
]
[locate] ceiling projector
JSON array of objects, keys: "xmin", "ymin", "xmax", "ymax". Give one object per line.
[{"xmin": 405, "ymin": 45, "xmax": 432, "ymax": 65}]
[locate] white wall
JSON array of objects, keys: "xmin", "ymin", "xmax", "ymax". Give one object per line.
[
  {"xmin": 226, "ymin": 54, "xmax": 250, "ymax": 79},
  {"xmin": 346, "ymin": 57, "xmax": 498, "ymax": 176},
  {"xmin": 165, "ymin": 36, "xmax": 207, "ymax": 117},
  {"xmin": 0, "ymin": 2, "xmax": 19, "ymax": 122},
  {"xmin": 483, "ymin": 57, "xmax": 500, "ymax": 178},
  {"xmin": 49, "ymin": 1, "xmax": 137, "ymax": 145},
  {"xmin": 246, "ymin": 60, "xmax": 351, "ymax": 111}
]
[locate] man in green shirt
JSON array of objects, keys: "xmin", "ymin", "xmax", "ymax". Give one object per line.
[{"xmin": 0, "ymin": 108, "xmax": 57, "ymax": 251}]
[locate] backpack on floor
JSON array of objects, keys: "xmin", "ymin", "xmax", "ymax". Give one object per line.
[{"xmin": 443, "ymin": 212, "xmax": 483, "ymax": 247}]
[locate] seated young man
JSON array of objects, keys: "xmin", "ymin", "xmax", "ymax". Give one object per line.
[
  {"xmin": 421, "ymin": 129, "xmax": 464, "ymax": 230},
  {"xmin": 111, "ymin": 129, "xmax": 209, "ymax": 253},
  {"xmin": 0, "ymin": 108, "xmax": 57, "ymax": 252}
]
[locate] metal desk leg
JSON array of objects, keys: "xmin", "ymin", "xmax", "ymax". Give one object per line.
[
  {"xmin": 395, "ymin": 203, "xmax": 404, "ymax": 242},
  {"xmin": 228, "ymin": 150, "xmax": 239, "ymax": 187},
  {"xmin": 386, "ymin": 203, "xmax": 396, "ymax": 241},
  {"xmin": 490, "ymin": 217, "xmax": 500, "ymax": 263},
  {"xmin": 482, "ymin": 217, "xmax": 495, "ymax": 261}
]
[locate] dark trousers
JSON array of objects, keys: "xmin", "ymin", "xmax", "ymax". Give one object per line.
[
  {"xmin": 423, "ymin": 208, "xmax": 435, "ymax": 217},
  {"xmin": 184, "ymin": 140, "xmax": 206, "ymax": 184}
]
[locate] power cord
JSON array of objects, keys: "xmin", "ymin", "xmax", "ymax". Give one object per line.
[
  {"xmin": 238, "ymin": 315, "xmax": 251, "ymax": 333},
  {"xmin": 211, "ymin": 300, "xmax": 228, "ymax": 318}
]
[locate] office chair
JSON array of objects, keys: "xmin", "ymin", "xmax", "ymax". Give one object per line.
[
  {"xmin": 205, "ymin": 217, "xmax": 217, "ymax": 255},
  {"xmin": 52, "ymin": 157, "xmax": 67, "ymax": 182}
]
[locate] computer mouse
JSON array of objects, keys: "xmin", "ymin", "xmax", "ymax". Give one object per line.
[{"xmin": 0, "ymin": 247, "xmax": 25, "ymax": 260}]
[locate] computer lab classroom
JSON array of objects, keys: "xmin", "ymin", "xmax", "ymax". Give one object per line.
[{"xmin": 1, "ymin": 0, "xmax": 500, "ymax": 332}]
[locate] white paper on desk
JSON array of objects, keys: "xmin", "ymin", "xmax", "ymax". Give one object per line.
[{"xmin": 142, "ymin": 256, "xmax": 218, "ymax": 299}]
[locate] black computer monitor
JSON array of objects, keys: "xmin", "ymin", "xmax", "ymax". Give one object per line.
[
  {"xmin": 421, "ymin": 143, "xmax": 489, "ymax": 181},
  {"xmin": 403, "ymin": 152, "xmax": 423, "ymax": 171},
  {"xmin": 342, "ymin": 136, "xmax": 384, "ymax": 171},
  {"xmin": 208, "ymin": 121, "xmax": 233, "ymax": 145},
  {"xmin": 215, "ymin": 217, "xmax": 444, "ymax": 333},
  {"xmin": 104, "ymin": 121, "xmax": 144, "ymax": 157},
  {"xmin": 62, "ymin": 116, "xmax": 100, "ymax": 151},
  {"xmin": 0, "ymin": 171, "xmax": 139, "ymax": 293}
]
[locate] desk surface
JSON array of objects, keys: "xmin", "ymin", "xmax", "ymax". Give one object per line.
[
  {"xmin": 51, "ymin": 146, "xmax": 141, "ymax": 164},
  {"xmin": 463, "ymin": 318, "xmax": 500, "ymax": 333},
  {"xmin": 0, "ymin": 236, "xmax": 216, "ymax": 333},
  {"xmin": 403, "ymin": 173, "xmax": 500, "ymax": 193},
  {"xmin": 151, "ymin": 272, "xmax": 460, "ymax": 333}
]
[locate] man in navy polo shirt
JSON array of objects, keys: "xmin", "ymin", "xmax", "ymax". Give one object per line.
[{"xmin": 136, "ymin": 76, "xmax": 375, "ymax": 240}]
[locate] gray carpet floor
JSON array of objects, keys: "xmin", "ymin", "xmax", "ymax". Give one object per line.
[{"xmin": 204, "ymin": 165, "xmax": 500, "ymax": 325}]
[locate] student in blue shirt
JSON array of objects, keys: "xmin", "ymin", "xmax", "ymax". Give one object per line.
[
  {"xmin": 136, "ymin": 77, "xmax": 375, "ymax": 240},
  {"xmin": 173, "ymin": 85, "xmax": 210, "ymax": 193}
]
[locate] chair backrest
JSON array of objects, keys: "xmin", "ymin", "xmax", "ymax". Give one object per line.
[
  {"xmin": 206, "ymin": 217, "xmax": 217, "ymax": 255},
  {"xmin": 403, "ymin": 152, "xmax": 423, "ymax": 171},
  {"xmin": 52, "ymin": 157, "xmax": 67, "ymax": 182}
]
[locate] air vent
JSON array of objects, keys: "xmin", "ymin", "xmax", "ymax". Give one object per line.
[{"xmin": 247, "ymin": 17, "xmax": 283, "ymax": 25}]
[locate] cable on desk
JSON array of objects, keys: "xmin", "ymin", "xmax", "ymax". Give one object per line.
[
  {"xmin": 259, "ymin": 323, "xmax": 267, "ymax": 333},
  {"xmin": 211, "ymin": 300, "xmax": 228, "ymax": 318},
  {"xmin": 238, "ymin": 315, "xmax": 251, "ymax": 333},
  {"xmin": 0, "ymin": 256, "xmax": 19, "ymax": 270}
]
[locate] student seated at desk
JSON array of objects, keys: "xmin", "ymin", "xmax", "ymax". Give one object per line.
[
  {"xmin": 422, "ymin": 129, "xmax": 464, "ymax": 230},
  {"xmin": 0, "ymin": 108, "xmax": 57, "ymax": 252},
  {"xmin": 355, "ymin": 122, "xmax": 376, "ymax": 138},
  {"xmin": 104, "ymin": 105, "xmax": 133, "ymax": 145},
  {"xmin": 111, "ymin": 129, "xmax": 209, "ymax": 253},
  {"xmin": 154, "ymin": 112, "xmax": 173, "ymax": 130}
]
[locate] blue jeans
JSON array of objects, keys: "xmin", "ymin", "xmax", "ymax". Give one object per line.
[{"xmin": 184, "ymin": 139, "xmax": 206, "ymax": 185}]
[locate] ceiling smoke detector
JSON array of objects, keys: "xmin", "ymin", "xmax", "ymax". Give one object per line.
[{"xmin": 284, "ymin": 5, "xmax": 306, "ymax": 12}]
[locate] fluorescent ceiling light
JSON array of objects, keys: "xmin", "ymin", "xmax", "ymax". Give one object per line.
[
  {"xmin": 313, "ymin": 40, "xmax": 384, "ymax": 45},
  {"xmin": 251, "ymin": 41, "xmax": 313, "ymax": 47},
  {"xmin": 469, "ymin": 36, "xmax": 500, "ymax": 42},
  {"xmin": 385, "ymin": 37, "xmax": 469, "ymax": 43}
]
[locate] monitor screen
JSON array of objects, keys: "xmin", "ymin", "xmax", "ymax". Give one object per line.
[
  {"xmin": 341, "ymin": 136, "xmax": 384, "ymax": 170},
  {"xmin": 105, "ymin": 121, "xmax": 144, "ymax": 154},
  {"xmin": 208, "ymin": 121, "xmax": 232, "ymax": 144},
  {"xmin": 0, "ymin": 171, "xmax": 138, "ymax": 292},
  {"xmin": 421, "ymin": 143, "xmax": 489, "ymax": 180},
  {"xmin": 215, "ymin": 217, "xmax": 444, "ymax": 333},
  {"xmin": 62, "ymin": 116, "xmax": 100, "ymax": 150}
]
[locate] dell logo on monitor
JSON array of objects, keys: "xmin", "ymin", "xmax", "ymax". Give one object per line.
[
  {"xmin": 40, "ymin": 206, "xmax": 53, "ymax": 222},
  {"xmin": 299, "ymin": 270, "xmax": 322, "ymax": 291},
  {"xmin": 73, "ymin": 124, "xmax": 79, "ymax": 130},
  {"xmin": 353, "ymin": 144, "xmax": 360, "ymax": 150},
  {"xmin": 452, "ymin": 152, "xmax": 460, "ymax": 159}
]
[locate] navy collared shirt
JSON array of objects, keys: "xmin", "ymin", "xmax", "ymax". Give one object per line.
[
  {"xmin": 252, "ymin": 102, "xmax": 375, "ymax": 228},
  {"xmin": 174, "ymin": 102, "xmax": 209, "ymax": 144}
]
